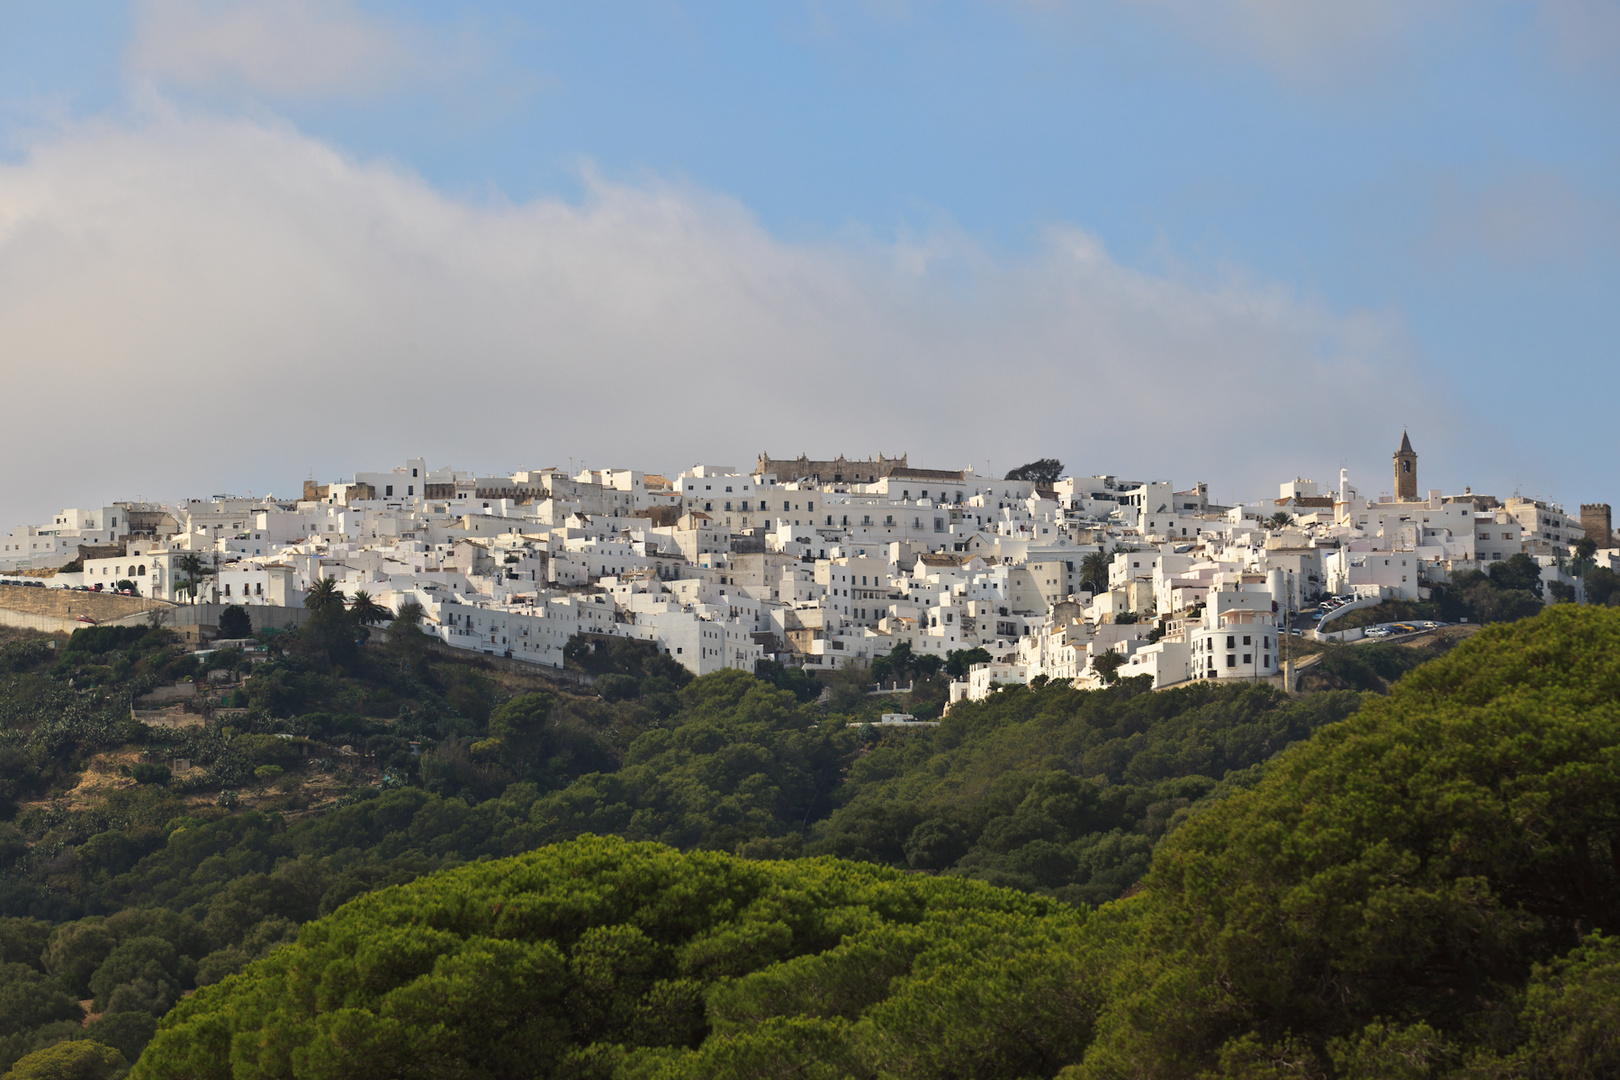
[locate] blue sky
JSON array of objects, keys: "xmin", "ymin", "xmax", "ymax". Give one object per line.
[{"xmin": 1, "ymin": 1, "xmax": 1616, "ymax": 525}]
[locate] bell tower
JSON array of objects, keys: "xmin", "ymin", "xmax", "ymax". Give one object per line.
[{"xmin": 1393, "ymin": 431, "xmax": 1417, "ymax": 501}]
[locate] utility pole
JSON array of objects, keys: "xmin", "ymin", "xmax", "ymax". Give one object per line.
[{"xmin": 1282, "ymin": 569, "xmax": 1295, "ymax": 693}]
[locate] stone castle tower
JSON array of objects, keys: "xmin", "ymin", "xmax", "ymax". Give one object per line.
[
  {"xmin": 1581, "ymin": 504, "xmax": 1612, "ymax": 546},
  {"xmin": 1393, "ymin": 431, "xmax": 1417, "ymax": 501}
]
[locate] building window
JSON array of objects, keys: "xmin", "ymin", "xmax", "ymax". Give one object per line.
[
  {"xmin": 1226, "ymin": 635, "xmax": 1235, "ymax": 648},
  {"xmin": 1226, "ymin": 655, "xmax": 1236, "ymax": 668},
  {"xmin": 1243, "ymin": 653, "xmax": 1251, "ymax": 663},
  {"xmin": 1243, "ymin": 636, "xmax": 1251, "ymax": 646}
]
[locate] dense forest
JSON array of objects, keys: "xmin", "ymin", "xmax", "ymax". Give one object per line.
[{"xmin": 1, "ymin": 601, "xmax": 1611, "ymax": 1077}]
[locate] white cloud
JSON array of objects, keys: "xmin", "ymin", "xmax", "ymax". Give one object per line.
[
  {"xmin": 0, "ymin": 109, "xmax": 1429, "ymax": 526},
  {"xmin": 126, "ymin": 0, "xmax": 428, "ymax": 98}
]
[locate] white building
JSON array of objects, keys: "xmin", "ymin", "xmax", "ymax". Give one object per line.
[{"xmin": 1187, "ymin": 588, "xmax": 1281, "ymax": 681}]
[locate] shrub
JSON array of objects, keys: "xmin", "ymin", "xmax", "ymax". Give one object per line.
[{"xmin": 129, "ymin": 764, "xmax": 170, "ymax": 787}]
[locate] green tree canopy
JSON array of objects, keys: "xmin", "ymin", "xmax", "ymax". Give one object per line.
[
  {"xmin": 1488, "ymin": 552, "xmax": 1545, "ymax": 597},
  {"xmin": 0, "ymin": 919, "xmax": 51, "ymax": 970},
  {"xmin": 87, "ymin": 936, "xmax": 187, "ymax": 1013},
  {"xmin": 214, "ymin": 606, "xmax": 251, "ymax": 639},
  {"xmin": 3, "ymin": 1040, "xmax": 127, "ymax": 1080},
  {"xmin": 1004, "ymin": 459, "xmax": 1065, "ymax": 486},
  {"xmin": 0, "ymin": 964, "xmax": 82, "ymax": 1041},
  {"xmin": 133, "ymin": 836, "xmax": 1094, "ymax": 1080},
  {"xmin": 942, "ymin": 647, "xmax": 991, "ymax": 678},
  {"xmin": 1076, "ymin": 605, "xmax": 1620, "ymax": 1079},
  {"xmin": 1586, "ymin": 566, "xmax": 1620, "ymax": 607},
  {"xmin": 41, "ymin": 924, "xmax": 115, "ymax": 999}
]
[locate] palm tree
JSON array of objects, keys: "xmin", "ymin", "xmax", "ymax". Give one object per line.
[
  {"xmin": 386, "ymin": 600, "xmax": 428, "ymax": 659},
  {"xmin": 348, "ymin": 590, "xmax": 391, "ymax": 626},
  {"xmin": 1092, "ymin": 651, "xmax": 1126, "ymax": 685},
  {"xmin": 391, "ymin": 600, "xmax": 425, "ymax": 627},
  {"xmin": 1267, "ymin": 511, "xmax": 1295, "ymax": 530},
  {"xmin": 1080, "ymin": 550, "xmax": 1112, "ymax": 595},
  {"xmin": 175, "ymin": 553, "xmax": 211, "ymax": 604},
  {"xmin": 304, "ymin": 576, "xmax": 342, "ymax": 612}
]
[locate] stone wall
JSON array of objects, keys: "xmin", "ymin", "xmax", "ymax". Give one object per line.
[
  {"xmin": 0, "ymin": 583, "xmax": 162, "ymax": 621},
  {"xmin": 422, "ymin": 639, "xmax": 596, "ymax": 688}
]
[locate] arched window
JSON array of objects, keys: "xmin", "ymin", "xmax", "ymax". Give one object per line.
[{"xmin": 137, "ymin": 565, "xmax": 146, "ymax": 575}]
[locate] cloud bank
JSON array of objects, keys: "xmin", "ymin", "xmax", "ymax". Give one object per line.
[{"xmin": 0, "ymin": 109, "xmax": 1424, "ymax": 527}]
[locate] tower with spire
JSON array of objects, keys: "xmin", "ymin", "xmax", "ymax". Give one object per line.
[{"xmin": 1393, "ymin": 431, "xmax": 1417, "ymax": 501}]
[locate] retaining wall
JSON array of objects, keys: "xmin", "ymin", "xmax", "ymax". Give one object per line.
[
  {"xmin": 0, "ymin": 582, "xmax": 162, "ymax": 621},
  {"xmin": 1313, "ymin": 592, "xmax": 1389, "ymax": 641},
  {"xmin": 422, "ymin": 639, "xmax": 596, "ymax": 689}
]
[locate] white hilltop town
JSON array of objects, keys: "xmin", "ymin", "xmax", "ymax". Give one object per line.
[{"xmin": 3, "ymin": 437, "xmax": 1616, "ymax": 705}]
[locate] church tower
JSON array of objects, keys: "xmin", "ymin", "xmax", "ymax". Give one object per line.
[{"xmin": 1393, "ymin": 431, "xmax": 1417, "ymax": 501}]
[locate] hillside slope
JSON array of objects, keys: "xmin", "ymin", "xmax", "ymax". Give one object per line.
[{"xmin": 129, "ymin": 606, "xmax": 1620, "ymax": 1080}]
